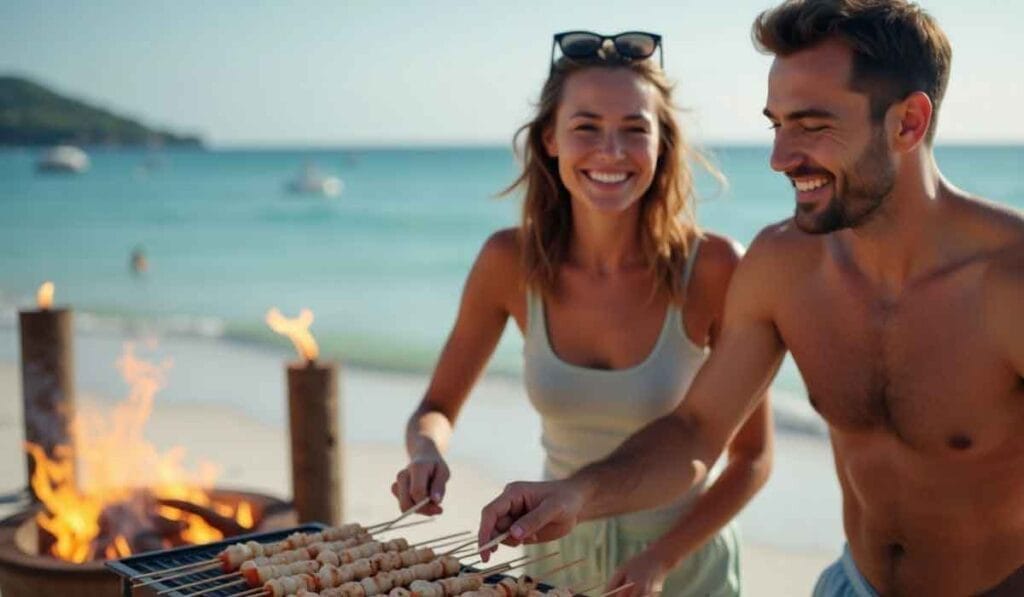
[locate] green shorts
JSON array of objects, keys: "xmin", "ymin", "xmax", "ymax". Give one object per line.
[{"xmin": 525, "ymin": 518, "xmax": 741, "ymax": 596}]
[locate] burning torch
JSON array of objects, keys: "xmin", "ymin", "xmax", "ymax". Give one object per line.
[
  {"xmin": 19, "ymin": 282, "xmax": 77, "ymax": 502},
  {"xmin": 266, "ymin": 308, "xmax": 343, "ymax": 525}
]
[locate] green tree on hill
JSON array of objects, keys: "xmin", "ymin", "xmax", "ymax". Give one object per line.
[{"xmin": 0, "ymin": 75, "xmax": 202, "ymax": 147}]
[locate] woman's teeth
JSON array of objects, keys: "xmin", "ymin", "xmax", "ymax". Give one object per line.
[{"xmin": 586, "ymin": 171, "xmax": 629, "ymax": 184}]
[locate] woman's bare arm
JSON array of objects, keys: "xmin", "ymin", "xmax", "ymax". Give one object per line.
[{"xmin": 394, "ymin": 229, "xmax": 522, "ymax": 514}]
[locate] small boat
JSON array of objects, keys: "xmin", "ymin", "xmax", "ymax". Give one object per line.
[
  {"xmin": 36, "ymin": 145, "xmax": 90, "ymax": 174},
  {"xmin": 285, "ymin": 162, "xmax": 343, "ymax": 197}
]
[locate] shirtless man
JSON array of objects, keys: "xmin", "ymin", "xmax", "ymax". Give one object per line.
[{"xmin": 477, "ymin": 1, "xmax": 1024, "ymax": 595}]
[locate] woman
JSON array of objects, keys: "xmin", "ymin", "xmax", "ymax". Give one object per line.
[{"xmin": 392, "ymin": 32, "xmax": 772, "ymax": 596}]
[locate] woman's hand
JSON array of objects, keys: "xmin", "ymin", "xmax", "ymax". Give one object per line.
[
  {"xmin": 391, "ymin": 451, "xmax": 450, "ymax": 516},
  {"xmin": 606, "ymin": 549, "xmax": 672, "ymax": 597}
]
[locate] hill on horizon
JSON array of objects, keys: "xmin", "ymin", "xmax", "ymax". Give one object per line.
[{"xmin": 0, "ymin": 75, "xmax": 202, "ymax": 147}]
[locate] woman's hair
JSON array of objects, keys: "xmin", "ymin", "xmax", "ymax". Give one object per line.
[{"xmin": 506, "ymin": 52, "xmax": 716, "ymax": 303}]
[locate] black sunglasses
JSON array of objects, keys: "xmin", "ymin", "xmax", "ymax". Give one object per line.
[{"xmin": 551, "ymin": 31, "xmax": 664, "ymax": 71}]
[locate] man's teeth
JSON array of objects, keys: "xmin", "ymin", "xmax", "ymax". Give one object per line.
[
  {"xmin": 794, "ymin": 177, "xmax": 830, "ymax": 192},
  {"xmin": 587, "ymin": 171, "xmax": 628, "ymax": 184}
]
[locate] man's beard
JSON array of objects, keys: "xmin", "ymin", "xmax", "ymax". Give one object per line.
[{"xmin": 794, "ymin": 127, "xmax": 896, "ymax": 235}]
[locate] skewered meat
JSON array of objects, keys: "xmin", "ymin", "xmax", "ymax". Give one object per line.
[{"xmin": 241, "ymin": 558, "xmax": 320, "ymax": 586}]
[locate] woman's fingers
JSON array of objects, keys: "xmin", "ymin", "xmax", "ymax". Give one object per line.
[
  {"xmin": 394, "ymin": 459, "xmax": 448, "ymax": 515},
  {"xmin": 394, "ymin": 468, "xmax": 414, "ymax": 511},
  {"xmin": 428, "ymin": 463, "xmax": 450, "ymax": 504},
  {"xmin": 408, "ymin": 461, "xmax": 434, "ymax": 503}
]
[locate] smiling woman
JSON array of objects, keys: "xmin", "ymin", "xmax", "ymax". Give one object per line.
[
  {"xmin": 509, "ymin": 41, "xmax": 709, "ymax": 304},
  {"xmin": 391, "ymin": 34, "xmax": 774, "ymax": 597},
  {"xmin": 542, "ymin": 68, "xmax": 661, "ymax": 234}
]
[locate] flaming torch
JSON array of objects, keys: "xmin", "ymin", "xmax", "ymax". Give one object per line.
[
  {"xmin": 19, "ymin": 281, "xmax": 76, "ymax": 501},
  {"xmin": 266, "ymin": 308, "xmax": 342, "ymax": 525}
]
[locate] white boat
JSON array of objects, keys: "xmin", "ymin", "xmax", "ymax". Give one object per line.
[
  {"xmin": 36, "ymin": 145, "xmax": 90, "ymax": 173},
  {"xmin": 285, "ymin": 163, "xmax": 343, "ymax": 197}
]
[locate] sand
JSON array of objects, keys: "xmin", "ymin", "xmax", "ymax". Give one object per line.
[{"xmin": 0, "ymin": 357, "xmax": 834, "ymax": 595}]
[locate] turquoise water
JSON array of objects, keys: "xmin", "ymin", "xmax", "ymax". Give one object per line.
[{"xmin": 1, "ymin": 145, "xmax": 1021, "ymax": 415}]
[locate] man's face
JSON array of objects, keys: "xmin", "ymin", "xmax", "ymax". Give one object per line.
[{"xmin": 764, "ymin": 39, "xmax": 896, "ymax": 234}]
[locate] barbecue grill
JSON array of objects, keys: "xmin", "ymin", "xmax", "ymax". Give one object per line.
[
  {"xmin": 107, "ymin": 524, "xmax": 569, "ymax": 597},
  {"xmin": 0, "ymin": 488, "xmax": 296, "ymax": 597},
  {"xmin": 108, "ymin": 524, "xmax": 325, "ymax": 596}
]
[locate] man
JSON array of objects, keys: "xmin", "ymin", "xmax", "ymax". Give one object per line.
[{"xmin": 476, "ymin": 1, "xmax": 1024, "ymax": 595}]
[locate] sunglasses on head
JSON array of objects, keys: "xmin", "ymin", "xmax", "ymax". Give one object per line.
[{"xmin": 550, "ymin": 31, "xmax": 664, "ymax": 71}]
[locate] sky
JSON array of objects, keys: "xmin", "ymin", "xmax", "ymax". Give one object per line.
[{"xmin": 2, "ymin": 0, "xmax": 1021, "ymax": 147}]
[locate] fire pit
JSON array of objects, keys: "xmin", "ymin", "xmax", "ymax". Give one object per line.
[{"xmin": 0, "ymin": 488, "xmax": 295, "ymax": 597}]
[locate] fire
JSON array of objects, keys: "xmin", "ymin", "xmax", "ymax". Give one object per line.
[
  {"xmin": 265, "ymin": 307, "xmax": 319, "ymax": 362},
  {"xmin": 37, "ymin": 281, "xmax": 54, "ymax": 310},
  {"xmin": 107, "ymin": 535, "xmax": 131, "ymax": 559},
  {"xmin": 25, "ymin": 344, "xmax": 255, "ymax": 562}
]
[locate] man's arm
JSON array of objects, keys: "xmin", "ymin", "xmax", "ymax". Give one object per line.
[
  {"xmin": 572, "ymin": 250, "xmax": 785, "ymax": 519},
  {"xmin": 478, "ymin": 232, "xmax": 789, "ymax": 548}
]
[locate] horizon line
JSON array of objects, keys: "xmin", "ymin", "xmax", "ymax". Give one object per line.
[
  {"xmin": 201, "ymin": 139, "xmax": 1024, "ymax": 151},
  {"xmin": 3, "ymin": 140, "xmax": 1023, "ymax": 152}
]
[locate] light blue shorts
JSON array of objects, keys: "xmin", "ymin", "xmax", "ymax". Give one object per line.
[{"xmin": 813, "ymin": 545, "xmax": 879, "ymax": 597}]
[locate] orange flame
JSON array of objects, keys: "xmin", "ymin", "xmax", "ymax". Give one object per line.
[
  {"xmin": 25, "ymin": 344, "xmax": 255, "ymax": 562},
  {"xmin": 37, "ymin": 281, "xmax": 54, "ymax": 310},
  {"xmin": 235, "ymin": 501, "xmax": 254, "ymax": 528},
  {"xmin": 105, "ymin": 535, "xmax": 131, "ymax": 560},
  {"xmin": 265, "ymin": 307, "xmax": 319, "ymax": 361}
]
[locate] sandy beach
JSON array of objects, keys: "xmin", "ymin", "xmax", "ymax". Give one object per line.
[
  {"xmin": 0, "ymin": 0, "xmax": 1020, "ymax": 592},
  {"xmin": 0, "ymin": 326, "xmax": 837, "ymax": 596}
]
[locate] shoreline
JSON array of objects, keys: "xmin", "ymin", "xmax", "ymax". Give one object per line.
[
  {"xmin": 0, "ymin": 307, "xmax": 828, "ymax": 440},
  {"xmin": 0, "ymin": 328, "xmax": 838, "ymax": 594}
]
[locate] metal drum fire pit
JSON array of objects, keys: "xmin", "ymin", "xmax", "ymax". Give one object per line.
[{"xmin": 0, "ymin": 488, "xmax": 295, "ymax": 597}]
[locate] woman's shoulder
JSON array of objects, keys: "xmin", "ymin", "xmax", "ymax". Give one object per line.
[
  {"xmin": 471, "ymin": 228, "xmax": 527, "ymax": 291},
  {"xmin": 472, "ymin": 228, "xmax": 527, "ymax": 321},
  {"xmin": 478, "ymin": 227, "xmax": 524, "ymax": 268},
  {"xmin": 691, "ymin": 232, "xmax": 744, "ymax": 285},
  {"xmin": 678, "ymin": 232, "xmax": 744, "ymax": 345},
  {"xmin": 483, "ymin": 227, "xmax": 522, "ymax": 253}
]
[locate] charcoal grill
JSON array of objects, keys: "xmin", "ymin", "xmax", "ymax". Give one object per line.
[
  {"xmin": 107, "ymin": 524, "xmax": 569, "ymax": 596},
  {"xmin": 108, "ymin": 524, "xmax": 325, "ymax": 596},
  {"xmin": 0, "ymin": 488, "xmax": 296, "ymax": 597}
]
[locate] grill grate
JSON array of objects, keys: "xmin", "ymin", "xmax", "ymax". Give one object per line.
[
  {"xmin": 107, "ymin": 523, "xmax": 325, "ymax": 596},
  {"xmin": 106, "ymin": 524, "xmax": 568, "ymax": 596}
]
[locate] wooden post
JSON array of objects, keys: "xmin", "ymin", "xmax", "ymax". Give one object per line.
[
  {"xmin": 18, "ymin": 308, "xmax": 76, "ymax": 500},
  {"xmin": 286, "ymin": 360, "xmax": 342, "ymax": 524}
]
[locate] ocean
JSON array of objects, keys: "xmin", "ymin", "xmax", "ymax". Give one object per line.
[
  {"xmin": 1, "ymin": 145, "xmax": 1020, "ymax": 550},
  {"xmin": 1, "ymin": 145, "xmax": 1022, "ymax": 435}
]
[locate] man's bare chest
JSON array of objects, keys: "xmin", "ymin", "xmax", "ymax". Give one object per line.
[{"xmin": 775, "ymin": 272, "xmax": 1021, "ymax": 453}]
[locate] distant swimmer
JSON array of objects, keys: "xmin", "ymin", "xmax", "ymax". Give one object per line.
[{"xmin": 130, "ymin": 246, "xmax": 148, "ymax": 275}]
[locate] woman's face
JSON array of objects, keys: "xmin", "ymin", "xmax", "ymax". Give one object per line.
[{"xmin": 544, "ymin": 68, "xmax": 661, "ymax": 215}]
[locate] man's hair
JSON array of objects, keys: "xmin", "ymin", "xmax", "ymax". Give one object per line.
[{"xmin": 753, "ymin": 0, "xmax": 952, "ymax": 143}]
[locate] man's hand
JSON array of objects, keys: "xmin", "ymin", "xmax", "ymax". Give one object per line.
[{"xmin": 476, "ymin": 479, "xmax": 589, "ymax": 562}]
